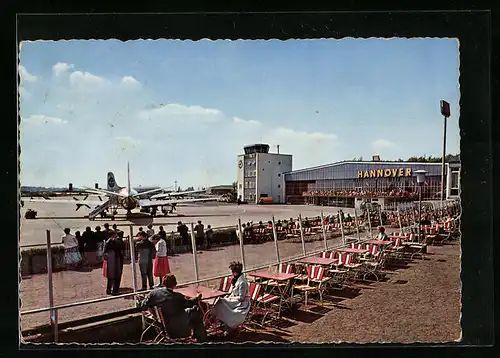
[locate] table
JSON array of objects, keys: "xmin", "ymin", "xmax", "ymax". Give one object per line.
[
  {"xmin": 175, "ymin": 285, "xmax": 227, "ymax": 301},
  {"xmin": 366, "ymin": 240, "xmax": 393, "ymax": 246},
  {"xmin": 175, "ymin": 285, "xmax": 227, "ymax": 333},
  {"xmin": 248, "ymin": 270, "xmax": 298, "ymax": 316},
  {"xmin": 335, "ymin": 248, "xmax": 368, "ymax": 254},
  {"xmin": 389, "ymin": 235, "xmax": 408, "ymax": 240},
  {"xmin": 299, "ymin": 256, "xmax": 337, "ymax": 266}
]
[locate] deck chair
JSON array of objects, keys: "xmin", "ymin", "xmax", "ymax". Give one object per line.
[
  {"xmin": 293, "ymin": 266, "xmax": 331, "ymax": 308},
  {"xmin": 140, "ymin": 306, "xmax": 196, "ymax": 344},
  {"xmin": 249, "ymin": 282, "xmax": 281, "ymax": 325},
  {"xmin": 140, "ymin": 306, "xmax": 168, "ymax": 343}
]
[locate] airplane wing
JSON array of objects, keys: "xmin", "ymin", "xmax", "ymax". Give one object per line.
[
  {"xmin": 80, "ymin": 187, "xmax": 127, "ymax": 197},
  {"xmin": 139, "ymin": 197, "xmax": 219, "ymax": 207},
  {"xmin": 22, "ymin": 197, "xmax": 105, "ymax": 206},
  {"xmin": 151, "ymin": 189, "xmax": 207, "ymax": 199}
]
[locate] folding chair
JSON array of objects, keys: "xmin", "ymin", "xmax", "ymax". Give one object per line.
[
  {"xmin": 251, "ymin": 282, "xmax": 281, "ymax": 325},
  {"xmin": 293, "ymin": 266, "xmax": 331, "ymax": 309},
  {"xmin": 140, "ymin": 306, "xmax": 168, "ymax": 343},
  {"xmin": 266, "ymin": 263, "xmax": 295, "ymax": 288}
]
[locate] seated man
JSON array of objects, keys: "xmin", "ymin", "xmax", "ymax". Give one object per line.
[{"xmin": 137, "ymin": 274, "xmax": 207, "ymax": 342}]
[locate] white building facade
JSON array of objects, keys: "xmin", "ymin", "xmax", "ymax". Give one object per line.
[{"xmin": 237, "ymin": 144, "xmax": 292, "ymax": 204}]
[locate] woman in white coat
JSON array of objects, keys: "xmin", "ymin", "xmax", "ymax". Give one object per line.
[{"xmin": 211, "ymin": 261, "xmax": 250, "ymax": 336}]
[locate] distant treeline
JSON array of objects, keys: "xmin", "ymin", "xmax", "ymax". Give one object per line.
[{"xmin": 351, "ymin": 154, "xmax": 459, "ymax": 163}]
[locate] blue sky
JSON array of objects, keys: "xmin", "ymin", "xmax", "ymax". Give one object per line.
[{"xmin": 19, "ymin": 38, "xmax": 460, "ymax": 188}]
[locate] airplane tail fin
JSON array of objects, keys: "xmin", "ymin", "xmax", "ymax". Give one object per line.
[{"xmin": 107, "ymin": 172, "xmax": 120, "ymax": 191}]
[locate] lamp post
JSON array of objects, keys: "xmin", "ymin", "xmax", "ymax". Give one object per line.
[
  {"xmin": 440, "ymin": 100, "xmax": 451, "ymax": 204},
  {"xmin": 415, "ymin": 170, "xmax": 428, "ymax": 243}
]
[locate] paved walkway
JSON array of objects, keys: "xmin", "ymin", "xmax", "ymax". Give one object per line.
[{"xmin": 20, "ymin": 233, "xmax": 348, "ymax": 331}]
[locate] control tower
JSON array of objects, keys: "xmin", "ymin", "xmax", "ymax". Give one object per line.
[{"xmin": 236, "ymin": 144, "xmax": 292, "ymax": 204}]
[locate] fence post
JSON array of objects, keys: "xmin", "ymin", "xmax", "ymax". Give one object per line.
[
  {"xmin": 298, "ymin": 213, "xmax": 306, "ymax": 256},
  {"xmin": 237, "ymin": 218, "xmax": 246, "ymax": 274},
  {"xmin": 320, "ymin": 211, "xmax": 328, "ymax": 250},
  {"xmin": 271, "ymin": 216, "xmax": 281, "ymax": 264},
  {"xmin": 354, "ymin": 208, "xmax": 361, "ymax": 241},
  {"xmin": 189, "ymin": 222, "xmax": 199, "ymax": 281},
  {"xmin": 367, "ymin": 206, "xmax": 373, "ymax": 239},
  {"xmin": 397, "ymin": 207, "xmax": 403, "ymax": 234},
  {"xmin": 338, "ymin": 210, "xmax": 345, "ymax": 244},
  {"xmin": 128, "ymin": 226, "xmax": 138, "ymax": 293},
  {"xmin": 46, "ymin": 230, "xmax": 58, "ymax": 343}
]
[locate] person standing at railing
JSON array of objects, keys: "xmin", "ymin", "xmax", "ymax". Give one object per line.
[
  {"xmin": 62, "ymin": 228, "xmax": 82, "ymax": 269},
  {"xmin": 94, "ymin": 226, "xmax": 106, "ymax": 262},
  {"xmin": 136, "ymin": 231, "xmax": 156, "ymax": 290},
  {"xmin": 83, "ymin": 226, "xmax": 98, "ymax": 266},
  {"xmin": 152, "ymin": 233, "xmax": 171, "ymax": 286},
  {"xmin": 177, "ymin": 221, "xmax": 189, "ymax": 247},
  {"xmin": 194, "ymin": 220, "xmax": 205, "ymax": 252},
  {"xmin": 158, "ymin": 226, "xmax": 172, "ymax": 256},
  {"xmin": 75, "ymin": 231, "xmax": 85, "ymax": 265},
  {"xmin": 146, "ymin": 224, "xmax": 155, "ymax": 241},
  {"xmin": 103, "ymin": 233, "xmax": 126, "ymax": 295},
  {"xmin": 205, "ymin": 225, "xmax": 213, "ymax": 250}
]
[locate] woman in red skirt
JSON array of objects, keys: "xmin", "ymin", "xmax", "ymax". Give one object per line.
[{"xmin": 152, "ymin": 235, "xmax": 170, "ymax": 286}]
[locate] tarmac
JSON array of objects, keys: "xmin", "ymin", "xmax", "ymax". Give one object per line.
[{"xmin": 20, "ymin": 197, "xmax": 358, "ymax": 247}]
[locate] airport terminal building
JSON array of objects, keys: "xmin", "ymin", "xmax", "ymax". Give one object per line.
[{"xmin": 237, "ymin": 144, "xmax": 460, "ymax": 208}]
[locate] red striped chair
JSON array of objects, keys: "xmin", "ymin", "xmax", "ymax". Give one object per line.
[
  {"xmin": 293, "ymin": 265, "xmax": 331, "ymax": 308},
  {"xmin": 248, "ymin": 282, "xmax": 281, "ymax": 325},
  {"xmin": 266, "ymin": 263, "xmax": 296, "ymax": 287},
  {"xmin": 219, "ymin": 276, "xmax": 233, "ymax": 292}
]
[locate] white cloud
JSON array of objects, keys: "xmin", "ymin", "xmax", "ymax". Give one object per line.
[
  {"xmin": 18, "ymin": 65, "xmax": 37, "ymax": 82},
  {"xmin": 52, "ymin": 62, "xmax": 74, "ymax": 76},
  {"xmin": 114, "ymin": 136, "xmax": 141, "ymax": 146},
  {"xmin": 233, "ymin": 116, "xmax": 261, "ymax": 126},
  {"xmin": 372, "ymin": 139, "xmax": 394, "ymax": 148},
  {"xmin": 22, "ymin": 114, "xmax": 68, "ymax": 125},
  {"xmin": 271, "ymin": 127, "xmax": 337, "ymax": 141},
  {"xmin": 139, "ymin": 103, "xmax": 224, "ymax": 123},
  {"xmin": 120, "ymin": 76, "xmax": 141, "ymax": 88},
  {"xmin": 69, "ymin": 71, "xmax": 108, "ymax": 88}
]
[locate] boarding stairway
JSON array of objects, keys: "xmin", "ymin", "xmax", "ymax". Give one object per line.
[{"xmin": 88, "ymin": 200, "xmax": 111, "ymax": 220}]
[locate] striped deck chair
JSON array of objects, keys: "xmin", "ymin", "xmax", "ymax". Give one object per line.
[
  {"xmin": 252, "ymin": 282, "xmax": 280, "ymax": 325},
  {"xmin": 293, "ymin": 265, "xmax": 331, "ymax": 308}
]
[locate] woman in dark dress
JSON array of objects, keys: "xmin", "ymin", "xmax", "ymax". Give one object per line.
[{"xmin": 103, "ymin": 233, "xmax": 126, "ymax": 295}]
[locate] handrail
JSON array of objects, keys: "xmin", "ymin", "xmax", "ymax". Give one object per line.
[{"xmin": 20, "ymin": 234, "xmax": 365, "ymax": 316}]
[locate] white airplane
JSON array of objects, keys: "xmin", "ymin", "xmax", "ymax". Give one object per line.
[
  {"xmin": 23, "ymin": 163, "xmax": 221, "ymax": 220},
  {"xmin": 150, "ymin": 188, "xmax": 208, "ymax": 200}
]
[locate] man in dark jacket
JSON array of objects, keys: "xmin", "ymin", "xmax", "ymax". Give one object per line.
[
  {"xmin": 137, "ymin": 274, "xmax": 207, "ymax": 342},
  {"xmin": 136, "ymin": 231, "xmax": 156, "ymax": 290},
  {"xmin": 82, "ymin": 227, "xmax": 98, "ymax": 266},
  {"xmin": 103, "ymin": 233, "xmax": 126, "ymax": 295},
  {"xmin": 177, "ymin": 221, "xmax": 190, "ymax": 247}
]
